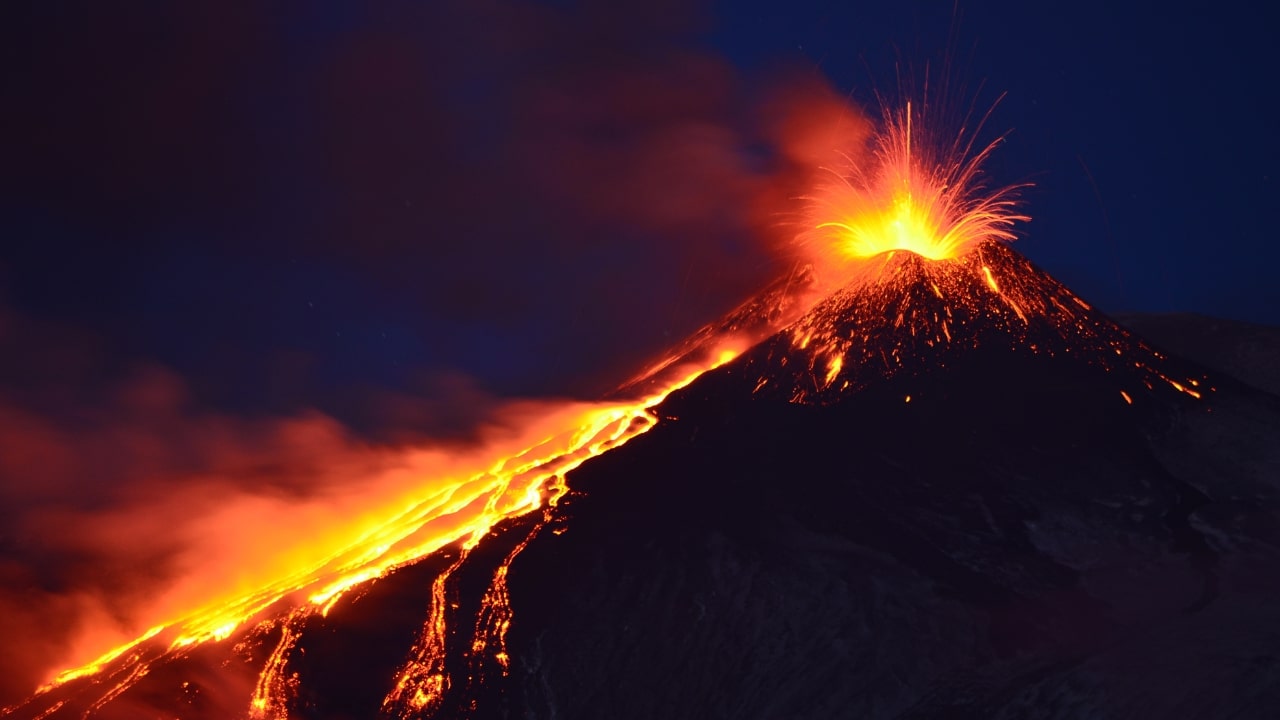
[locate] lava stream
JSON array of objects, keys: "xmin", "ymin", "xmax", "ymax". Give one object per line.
[
  {"xmin": 248, "ymin": 609, "xmax": 309, "ymax": 720},
  {"xmin": 381, "ymin": 553, "xmax": 469, "ymax": 717},
  {"xmin": 8, "ymin": 342, "xmax": 748, "ymax": 720}
]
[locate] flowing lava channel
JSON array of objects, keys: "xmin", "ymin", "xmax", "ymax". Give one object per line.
[
  {"xmin": 4, "ymin": 96, "xmax": 1207, "ymax": 720},
  {"xmin": 4, "ymin": 343, "xmax": 749, "ymax": 720}
]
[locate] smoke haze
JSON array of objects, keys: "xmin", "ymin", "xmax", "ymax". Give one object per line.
[{"xmin": 0, "ymin": 0, "xmax": 881, "ymax": 705}]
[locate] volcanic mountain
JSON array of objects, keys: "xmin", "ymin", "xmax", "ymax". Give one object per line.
[
  {"xmin": 741, "ymin": 240, "xmax": 1202, "ymax": 404},
  {"xmin": 489, "ymin": 246, "xmax": 1280, "ymax": 719},
  {"xmin": 10, "ymin": 238, "xmax": 1280, "ymax": 719}
]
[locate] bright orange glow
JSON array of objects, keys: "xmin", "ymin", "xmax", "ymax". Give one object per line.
[
  {"xmin": 743, "ymin": 238, "xmax": 1212, "ymax": 409},
  {"xmin": 11, "ymin": 336, "xmax": 749, "ymax": 720},
  {"xmin": 982, "ymin": 265, "xmax": 1000, "ymax": 292},
  {"xmin": 381, "ymin": 553, "xmax": 468, "ymax": 717},
  {"xmin": 803, "ymin": 100, "xmax": 1028, "ymax": 283},
  {"xmin": 249, "ymin": 610, "xmax": 308, "ymax": 720},
  {"xmin": 744, "ymin": 94, "xmax": 1205, "ymax": 432},
  {"xmin": 5, "ymin": 93, "xmax": 1215, "ymax": 718},
  {"xmin": 41, "ymin": 626, "xmax": 163, "ymax": 690}
]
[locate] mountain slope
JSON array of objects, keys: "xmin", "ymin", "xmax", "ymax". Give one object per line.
[
  {"xmin": 1117, "ymin": 312, "xmax": 1280, "ymax": 397},
  {"xmin": 9, "ymin": 243, "xmax": 1280, "ymax": 720},
  {"xmin": 492, "ymin": 249, "xmax": 1280, "ymax": 719}
]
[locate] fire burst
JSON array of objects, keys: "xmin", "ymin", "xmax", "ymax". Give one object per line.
[
  {"xmin": 743, "ymin": 94, "xmax": 1205, "ymax": 407},
  {"xmin": 802, "ymin": 99, "xmax": 1028, "ymax": 274}
]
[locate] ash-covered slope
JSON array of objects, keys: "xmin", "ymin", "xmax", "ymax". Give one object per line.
[{"xmin": 491, "ymin": 247, "xmax": 1280, "ymax": 719}]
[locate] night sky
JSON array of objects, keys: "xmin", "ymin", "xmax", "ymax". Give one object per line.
[{"xmin": 3, "ymin": 0, "xmax": 1277, "ymax": 428}]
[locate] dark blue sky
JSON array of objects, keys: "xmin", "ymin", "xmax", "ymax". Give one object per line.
[{"xmin": 2, "ymin": 0, "xmax": 1276, "ymax": 431}]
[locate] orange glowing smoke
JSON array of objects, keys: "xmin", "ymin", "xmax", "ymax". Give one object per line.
[
  {"xmin": 4, "ymin": 339, "xmax": 750, "ymax": 720},
  {"xmin": 801, "ymin": 99, "xmax": 1028, "ymax": 280}
]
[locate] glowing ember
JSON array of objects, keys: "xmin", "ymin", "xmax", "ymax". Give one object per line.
[
  {"xmin": 731, "ymin": 93, "xmax": 1206, "ymax": 409},
  {"xmin": 381, "ymin": 553, "xmax": 468, "ymax": 717},
  {"xmin": 742, "ymin": 239, "xmax": 1208, "ymax": 407},
  {"xmin": 802, "ymin": 100, "xmax": 1028, "ymax": 280}
]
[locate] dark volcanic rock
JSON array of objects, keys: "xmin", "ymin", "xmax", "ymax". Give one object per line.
[
  {"xmin": 499, "ymin": 337, "xmax": 1280, "ymax": 719},
  {"xmin": 1117, "ymin": 312, "xmax": 1280, "ymax": 397},
  {"xmin": 15, "ymin": 266, "xmax": 1280, "ymax": 719}
]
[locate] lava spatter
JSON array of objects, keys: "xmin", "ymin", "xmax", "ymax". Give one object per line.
[
  {"xmin": 800, "ymin": 100, "xmax": 1028, "ymax": 280},
  {"xmin": 740, "ymin": 241, "xmax": 1208, "ymax": 405},
  {"xmin": 743, "ymin": 96, "xmax": 1204, "ymax": 406}
]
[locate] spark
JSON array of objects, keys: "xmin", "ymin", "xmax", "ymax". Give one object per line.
[
  {"xmin": 740, "ymin": 94, "xmax": 1210, "ymax": 409},
  {"xmin": 802, "ymin": 99, "xmax": 1029, "ymax": 283}
]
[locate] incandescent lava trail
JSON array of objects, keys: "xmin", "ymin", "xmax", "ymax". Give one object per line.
[
  {"xmin": 2, "ymin": 349, "xmax": 750, "ymax": 720},
  {"xmin": 2, "ymin": 94, "xmax": 1206, "ymax": 719}
]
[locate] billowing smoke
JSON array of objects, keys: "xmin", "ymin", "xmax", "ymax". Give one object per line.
[
  {"xmin": 0, "ymin": 0, "xmax": 876, "ymax": 705},
  {"xmin": 0, "ymin": 310, "xmax": 667, "ymax": 703}
]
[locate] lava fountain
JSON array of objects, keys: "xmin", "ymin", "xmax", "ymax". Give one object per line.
[
  {"xmin": 801, "ymin": 99, "xmax": 1027, "ymax": 273},
  {"xmin": 742, "ymin": 98, "xmax": 1203, "ymax": 407}
]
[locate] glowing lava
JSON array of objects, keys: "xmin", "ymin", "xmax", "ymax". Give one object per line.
[
  {"xmin": 803, "ymin": 100, "xmax": 1027, "ymax": 274},
  {"xmin": 2, "ymin": 93, "xmax": 1210, "ymax": 719},
  {"xmin": 3, "ymin": 342, "xmax": 748, "ymax": 720},
  {"xmin": 735, "ymin": 96, "xmax": 1206, "ymax": 407}
]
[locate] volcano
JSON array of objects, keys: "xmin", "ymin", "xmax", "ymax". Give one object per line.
[
  {"xmin": 486, "ymin": 247, "xmax": 1280, "ymax": 719},
  {"xmin": 742, "ymin": 241, "xmax": 1203, "ymax": 404},
  {"xmin": 9, "ymin": 237, "xmax": 1280, "ymax": 720}
]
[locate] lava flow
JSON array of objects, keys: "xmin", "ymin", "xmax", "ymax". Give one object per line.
[
  {"xmin": 2, "ymin": 344, "xmax": 747, "ymax": 720},
  {"xmin": 3, "ymin": 94, "xmax": 1209, "ymax": 719}
]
